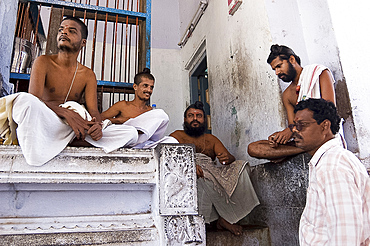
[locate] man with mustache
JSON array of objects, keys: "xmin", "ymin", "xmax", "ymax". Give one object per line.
[
  {"xmin": 170, "ymin": 101, "xmax": 259, "ymax": 236},
  {"xmin": 291, "ymin": 98, "xmax": 369, "ymax": 246},
  {"xmin": 100, "ymin": 68, "xmax": 173, "ymax": 149},
  {"xmin": 101, "ymin": 68, "xmax": 156, "ymax": 124},
  {"xmin": 248, "ymin": 44, "xmax": 337, "ymax": 161},
  {"xmin": 7, "ymin": 16, "xmax": 148, "ymax": 165}
]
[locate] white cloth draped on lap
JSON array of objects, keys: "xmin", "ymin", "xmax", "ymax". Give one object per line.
[
  {"xmin": 11, "ymin": 93, "xmax": 163, "ymax": 166},
  {"xmin": 123, "ymin": 108, "xmax": 178, "ymax": 148},
  {"xmin": 297, "ymin": 64, "xmax": 335, "ymax": 102},
  {"xmin": 195, "ymin": 153, "xmax": 260, "ymax": 224},
  {"xmin": 13, "ymin": 93, "xmax": 78, "ymax": 166}
]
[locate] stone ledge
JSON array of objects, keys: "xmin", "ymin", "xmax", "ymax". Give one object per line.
[
  {"xmin": 0, "ymin": 214, "xmax": 155, "ymax": 235},
  {"xmin": 0, "ymin": 228, "xmax": 158, "ymax": 246},
  {"xmin": 0, "ymin": 145, "xmax": 156, "ymax": 184}
]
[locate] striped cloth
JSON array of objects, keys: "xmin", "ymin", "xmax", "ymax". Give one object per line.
[{"xmin": 296, "ymin": 64, "xmax": 335, "ymax": 102}]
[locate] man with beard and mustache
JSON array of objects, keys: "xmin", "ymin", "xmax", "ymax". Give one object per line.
[
  {"xmin": 170, "ymin": 101, "xmax": 260, "ymax": 236},
  {"xmin": 248, "ymin": 44, "xmax": 337, "ymax": 161},
  {"xmin": 4, "ymin": 17, "xmax": 161, "ymax": 166},
  {"xmin": 291, "ymin": 98, "xmax": 369, "ymax": 246}
]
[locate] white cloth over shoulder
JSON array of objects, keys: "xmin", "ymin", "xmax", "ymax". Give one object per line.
[
  {"xmin": 297, "ymin": 64, "xmax": 347, "ymax": 148},
  {"xmin": 195, "ymin": 153, "xmax": 260, "ymax": 224},
  {"xmin": 297, "ymin": 64, "xmax": 335, "ymax": 102}
]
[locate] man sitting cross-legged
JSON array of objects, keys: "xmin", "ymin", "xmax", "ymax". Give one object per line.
[
  {"xmin": 101, "ymin": 68, "xmax": 175, "ymax": 149},
  {"xmin": 248, "ymin": 44, "xmax": 338, "ymax": 162},
  {"xmin": 170, "ymin": 101, "xmax": 260, "ymax": 236},
  {"xmin": 1, "ymin": 16, "xmax": 154, "ymax": 166}
]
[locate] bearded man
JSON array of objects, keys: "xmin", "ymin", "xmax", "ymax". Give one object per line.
[
  {"xmin": 170, "ymin": 101, "xmax": 259, "ymax": 236},
  {"xmin": 248, "ymin": 44, "xmax": 338, "ymax": 161}
]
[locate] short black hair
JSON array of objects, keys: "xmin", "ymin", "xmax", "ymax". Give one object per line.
[
  {"xmin": 134, "ymin": 68, "xmax": 155, "ymax": 85},
  {"xmin": 184, "ymin": 101, "xmax": 206, "ymax": 118},
  {"xmin": 294, "ymin": 98, "xmax": 340, "ymax": 135},
  {"xmin": 267, "ymin": 44, "xmax": 301, "ymax": 66},
  {"xmin": 62, "ymin": 16, "xmax": 88, "ymax": 39}
]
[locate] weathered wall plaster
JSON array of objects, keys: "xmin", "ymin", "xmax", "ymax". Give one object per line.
[
  {"xmin": 178, "ymin": 0, "xmax": 284, "ymax": 166},
  {"xmin": 326, "ymin": 0, "xmax": 370, "ymax": 169},
  {"xmin": 0, "ymin": 0, "xmax": 17, "ymax": 96}
]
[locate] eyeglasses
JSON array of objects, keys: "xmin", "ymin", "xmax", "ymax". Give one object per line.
[{"xmin": 288, "ymin": 121, "xmax": 317, "ymax": 132}]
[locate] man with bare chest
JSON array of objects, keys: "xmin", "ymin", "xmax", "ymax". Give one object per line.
[
  {"xmin": 101, "ymin": 68, "xmax": 175, "ymax": 149},
  {"xmin": 9, "ymin": 16, "xmax": 139, "ymax": 165},
  {"xmin": 170, "ymin": 101, "xmax": 259, "ymax": 236},
  {"xmin": 248, "ymin": 44, "xmax": 338, "ymax": 161}
]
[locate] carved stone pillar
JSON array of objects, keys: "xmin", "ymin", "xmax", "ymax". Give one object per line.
[{"xmin": 156, "ymin": 144, "xmax": 206, "ymax": 245}]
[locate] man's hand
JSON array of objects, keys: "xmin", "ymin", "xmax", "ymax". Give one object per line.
[
  {"xmin": 268, "ymin": 128, "xmax": 292, "ymax": 148},
  {"xmin": 87, "ymin": 117, "xmax": 103, "ymax": 141},
  {"xmin": 53, "ymin": 106, "xmax": 91, "ymax": 140},
  {"xmin": 196, "ymin": 164, "xmax": 204, "ymax": 178},
  {"xmin": 216, "ymin": 152, "xmax": 232, "ymax": 165}
]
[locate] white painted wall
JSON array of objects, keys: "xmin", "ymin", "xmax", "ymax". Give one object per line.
[
  {"xmin": 177, "ymin": 0, "xmax": 283, "ymax": 164},
  {"xmin": 150, "ymin": 0, "xmax": 187, "ymax": 135},
  {"xmin": 326, "ymin": 0, "xmax": 370, "ymax": 168}
]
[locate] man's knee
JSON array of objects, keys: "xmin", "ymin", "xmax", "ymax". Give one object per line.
[{"xmin": 14, "ymin": 93, "xmax": 42, "ymax": 110}]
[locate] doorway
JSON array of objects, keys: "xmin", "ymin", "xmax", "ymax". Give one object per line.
[{"xmin": 190, "ymin": 55, "xmax": 211, "ymax": 133}]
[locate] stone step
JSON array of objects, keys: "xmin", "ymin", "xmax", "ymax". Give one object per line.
[
  {"xmin": 206, "ymin": 225, "xmax": 271, "ymax": 246},
  {"xmin": 0, "ymin": 228, "xmax": 159, "ymax": 246},
  {"xmin": 0, "ymin": 145, "xmax": 156, "ymax": 184}
]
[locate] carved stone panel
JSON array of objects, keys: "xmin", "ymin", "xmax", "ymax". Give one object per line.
[
  {"xmin": 157, "ymin": 144, "xmax": 198, "ymax": 215},
  {"xmin": 163, "ymin": 215, "xmax": 205, "ymax": 246}
]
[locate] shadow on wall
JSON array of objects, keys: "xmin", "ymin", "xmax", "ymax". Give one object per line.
[{"xmin": 335, "ymin": 78, "xmax": 358, "ymax": 153}]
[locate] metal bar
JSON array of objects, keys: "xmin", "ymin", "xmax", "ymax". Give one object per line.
[
  {"xmin": 145, "ymin": 0, "xmax": 150, "ymax": 69},
  {"xmin": 15, "ymin": 2, "xmax": 23, "ymax": 37},
  {"xmin": 128, "ymin": 23, "xmax": 132, "ymax": 83},
  {"xmin": 119, "ymin": 22, "xmax": 124, "ymax": 82},
  {"xmin": 112, "ymin": 8, "xmax": 118, "ymax": 81},
  {"xmin": 135, "ymin": 16, "xmax": 138, "ymax": 74},
  {"xmin": 80, "ymin": 0, "xmax": 88, "ymax": 64},
  {"xmin": 17, "ymin": 2, "xmax": 31, "ymax": 72},
  {"xmin": 124, "ymin": 16, "xmax": 128, "ymax": 82},
  {"xmin": 21, "ymin": 3, "xmax": 30, "ymax": 39},
  {"xmin": 91, "ymin": 4, "xmax": 98, "ymax": 70},
  {"xmin": 20, "ymin": 0, "xmax": 148, "ymax": 20},
  {"xmin": 9, "ymin": 72, "xmax": 134, "ymax": 88},
  {"xmin": 33, "ymin": 4, "xmax": 41, "ymax": 46},
  {"xmin": 127, "ymin": 0, "xmax": 133, "ymax": 79},
  {"xmin": 61, "ymin": 6, "xmax": 64, "ymax": 20},
  {"xmin": 101, "ymin": 0, "xmax": 109, "ymax": 80}
]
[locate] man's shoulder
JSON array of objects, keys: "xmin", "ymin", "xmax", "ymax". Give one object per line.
[
  {"xmin": 34, "ymin": 54, "xmax": 55, "ymax": 65},
  {"xmin": 79, "ymin": 63, "xmax": 96, "ymax": 78},
  {"xmin": 170, "ymin": 130, "xmax": 185, "ymax": 137}
]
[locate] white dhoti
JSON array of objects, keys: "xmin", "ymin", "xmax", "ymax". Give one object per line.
[
  {"xmin": 11, "ymin": 93, "xmax": 139, "ymax": 166},
  {"xmin": 122, "ymin": 108, "xmax": 178, "ymax": 148},
  {"xmin": 195, "ymin": 153, "xmax": 260, "ymax": 224},
  {"xmin": 9, "ymin": 92, "xmax": 175, "ymax": 166}
]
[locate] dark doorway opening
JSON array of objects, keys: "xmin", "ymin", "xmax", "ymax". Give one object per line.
[{"xmin": 190, "ymin": 55, "xmax": 211, "ymax": 133}]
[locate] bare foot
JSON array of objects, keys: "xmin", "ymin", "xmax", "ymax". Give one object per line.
[{"xmin": 216, "ymin": 217, "xmax": 243, "ymax": 236}]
